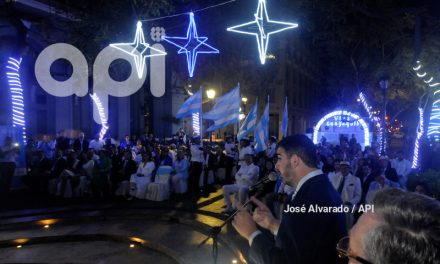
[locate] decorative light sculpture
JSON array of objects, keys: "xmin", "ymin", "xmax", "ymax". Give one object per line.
[
  {"xmin": 163, "ymin": 12, "xmax": 219, "ymax": 78},
  {"xmin": 413, "ymin": 61, "xmax": 440, "ymax": 142},
  {"xmin": 192, "ymin": 112, "xmax": 201, "ymax": 135},
  {"xmin": 359, "ymin": 92, "xmax": 382, "ymax": 151},
  {"xmin": 110, "ymin": 21, "xmax": 167, "ymax": 78},
  {"xmin": 6, "ymin": 57, "xmax": 27, "ymax": 144},
  {"xmin": 90, "ymin": 93, "xmax": 109, "ymax": 140},
  {"xmin": 227, "ymin": 0, "xmax": 298, "ymax": 64},
  {"xmin": 412, "ymin": 107, "xmax": 424, "ymax": 169}
]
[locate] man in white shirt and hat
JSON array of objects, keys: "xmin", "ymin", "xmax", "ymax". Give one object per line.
[{"xmin": 328, "ymin": 161, "xmax": 362, "ymax": 229}]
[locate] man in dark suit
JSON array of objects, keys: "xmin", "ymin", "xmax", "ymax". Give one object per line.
[
  {"xmin": 233, "ymin": 135, "xmax": 346, "ymax": 264},
  {"xmin": 73, "ymin": 132, "xmax": 89, "ymax": 153}
]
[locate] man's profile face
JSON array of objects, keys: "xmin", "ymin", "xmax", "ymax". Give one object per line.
[{"xmin": 275, "ymin": 147, "xmax": 294, "ymax": 186}]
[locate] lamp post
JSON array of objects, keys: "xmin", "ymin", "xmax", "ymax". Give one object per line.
[
  {"xmin": 379, "ymin": 76, "xmax": 389, "ymax": 155},
  {"xmin": 206, "ymin": 89, "xmax": 216, "ymax": 144}
]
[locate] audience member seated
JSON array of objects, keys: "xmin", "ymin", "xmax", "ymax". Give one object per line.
[
  {"xmin": 73, "ymin": 132, "xmax": 89, "ymax": 153},
  {"xmin": 23, "ymin": 150, "xmax": 51, "ymax": 193},
  {"xmin": 222, "ymin": 154, "xmax": 259, "ymax": 214},
  {"xmin": 339, "ymin": 188, "xmax": 440, "ymax": 264},
  {"xmin": 171, "ymin": 150, "xmax": 189, "ymax": 194},
  {"xmin": 112, "ymin": 150, "xmax": 137, "ymax": 198},
  {"xmin": 365, "ymin": 170, "xmax": 400, "ymax": 204},
  {"xmin": 129, "ymin": 151, "xmax": 155, "ymax": 199}
]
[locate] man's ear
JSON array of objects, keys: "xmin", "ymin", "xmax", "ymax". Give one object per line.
[{"xmin": 289, "ymin": 154, "xmax": 300, "ymax": 168}]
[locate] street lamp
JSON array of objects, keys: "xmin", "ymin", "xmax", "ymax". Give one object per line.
[
  {"xmin": 206, "ymin": 89, "xmax": 216, "ymax": 99},
  {"xmin": 379, "ymin": 76, "xmax": 389, "ymax": 155},
  {"xmin": 241, "ymin": 97, "xmax": 248, "ymax": 103},
  {"xmin": 206, "ymin": 89, "xmax": 216, "ymax": 143}
]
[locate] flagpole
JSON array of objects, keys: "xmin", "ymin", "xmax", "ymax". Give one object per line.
[
  {"xmin": 235, "ymin": 82, "xmax": 240, "ymax": 141},
  {"xmin": 200, "ymin": 86, "xmax": 203, "ymax": 146}
]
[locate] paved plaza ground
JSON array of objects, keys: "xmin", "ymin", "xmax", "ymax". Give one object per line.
[{"xmin": 0, "ymin": 188, "xmax": 249, "ymax": 264}]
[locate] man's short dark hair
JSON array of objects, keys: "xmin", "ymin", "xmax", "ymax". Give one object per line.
[
  {"xmin": 364, "ymin": 188, "xmax": 440, "ymax": 264},
  {"xmin": 277, "ymin": 134, "xmax": 318, "ymax": 168}
]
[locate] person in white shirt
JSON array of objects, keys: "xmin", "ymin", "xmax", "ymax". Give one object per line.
[
  {"xmin": 224, "ymin": 136, "xmax": 237, "ymax": 184},
  {"xmin": 328, "ymin": 161, "xmax": 362, "ymax": 229},
  {"xmin": 171, "ymin": 150, "xmax": 189, "ymax": 193},
  {"xmin": 266, "ymin": 136, "xmax": 277, "ymax": 160},
  {"xmin": 222, "ymin": 154, "xmax": 259, "ymax": 213},
  {"xmin": 365, "ymin": 171, "xmax": 400, "ymax": 204},
  {"xmin": 89, "ymin": 134, "xmax": 105, "ymax": 151},
  {"xmin": 391, "ymin": 151, "xmax": 412, "ymax": 189},
  {"xmin": 189, "ymin": 136, "xmax": 204, "ymax": 194},
  {"xmin": 129, "ymin": 151, "xmax": 155, "ymax": 199},
  {"xmin": 238, "ymin": 138, "xmax": 254, "ymax": 167}
]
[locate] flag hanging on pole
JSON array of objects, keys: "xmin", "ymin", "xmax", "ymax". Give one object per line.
[
  {"xmin": 280, "ymin": 96, "xmax": 288, "ymax": 138},
  {"xmin": 237, "ymin": 100, "xmax": 258, "ymax": 141},
  {"xmin": 204, "ymin": 85, "xmax": 241, "ymax": 131},
  {"xmin": 176, "ymin": 89, "xmax": 202, "ymax": 119},
  {"xmin": 254, "ymin": 98, "xmax": 269, "ymax": 154}
]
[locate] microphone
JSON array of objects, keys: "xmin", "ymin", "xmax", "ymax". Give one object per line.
[{"xmin": 249, "ymin": 172, "xmax": 278, "ymax": 191}]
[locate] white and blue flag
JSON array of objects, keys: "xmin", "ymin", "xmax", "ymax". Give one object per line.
[
  {"xmin": 237, "ymin": 100, "xmax": 258, "ymax": 141},
  {"xmin": 280, "ymin": 97, "xmax": 288, "ymax": 138},
  {"xmin": 254, "ymin": 100, "xmax": 269, "ymax": 154},
  {"xmin": 176, "ymin": 89, "xmax": 202, "ymax": 119},
  {"xmin": 204, "ymin": 86, "xmax": 240, "ymax": 131}
]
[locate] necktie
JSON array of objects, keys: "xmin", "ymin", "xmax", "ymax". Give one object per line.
[{"xmin": 337, "ymin": 176, "xmax": 345, "ymax": 194}]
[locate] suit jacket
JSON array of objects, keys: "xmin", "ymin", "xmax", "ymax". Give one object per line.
[
  {"xmin": 250, "ymin": 174, "xmax": 346, "ymax": 264},
  {"xmin": 73, "ymin": 138, "xmax": 89, "ymax": 152}
]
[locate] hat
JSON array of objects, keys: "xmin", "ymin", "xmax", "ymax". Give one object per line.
[
  {"xmin": 340, "ymin": 161, "xmax": 351, "ymax": 166},
  {"xmin": 240, "ymin": 137, "xmax": 250, "ymax": 142},
  {"xmin": 379, "ymin": 155, "xmax": 389, "ymax": 160}
]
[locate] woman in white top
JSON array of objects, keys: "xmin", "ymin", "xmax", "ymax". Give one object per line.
[
  {"xmin": 171, "ymin": 150, "xmax": 189, "ymax": 193},
  {"xmin": 129, "ymin": 152, "xmax": 155, "ymax": 199}
]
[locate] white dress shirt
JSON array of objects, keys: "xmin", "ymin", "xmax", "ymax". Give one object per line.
[
  {"xmin": 235, "ymin": 163, "xmax": 259, "ymax": 187},
  {"xmin": 190, "ymin": 144, "xmax": 204, "ymax": 163}
]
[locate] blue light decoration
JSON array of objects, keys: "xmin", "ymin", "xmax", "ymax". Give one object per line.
[
  {"xmin": 6, "ymin": 57, "xmax": 27, "ymax": 144},
  {"xmin": 413, "ymin": 61, "xmax": 440, "ymax": 142},
  {"xmin": 89, "ymin": 93, "xmax": 109, "ymax": 140},
  {"xmin": 412, "ymin": 107, "xmax": 424, "ymax": 169},
  {"xmin": 359, "ymin": 92, "xmax": 383, "ymax": 152},
  {"xmin": 192, "ymin": 112, "xmax": 201, "ymax": 136},
  {"xmin": 110, "ymin": 21, "xmax": 167, "ymax": 78},
  {"xmin": 227, "ymin": 0, "xmax": 298, "ymax": 64},
  {"xmin": 162, "ymin": 12, "xmax": 219, "ymax": 78}
]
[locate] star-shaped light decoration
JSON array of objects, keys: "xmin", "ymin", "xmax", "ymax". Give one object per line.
[
  {"xmin": 162, "ymin": 12, "xmax": 219, "ymax": 78},
  {"xmin": 110, "ymin": 21, "xmax": 167, "ymax": 78},
  {"xmin": 227, "ymin": 0, "xmax": 298, "ymax": 64}
]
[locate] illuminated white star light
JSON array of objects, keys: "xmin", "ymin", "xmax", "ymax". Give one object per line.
[
  {"xmin": 227, "ymin": 0, "xmax": 298, "ymax": 64},
  {"xmin": 111, "ymin": 21, "xmax": 166, "ymax": 78}
]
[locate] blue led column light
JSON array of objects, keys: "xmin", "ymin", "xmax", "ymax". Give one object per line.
[
  {"xmin": 412, "ymin": 107, "xmax": 424, "ymax": 169},
  {"xmin": 359, "ymin": 92, "xmax": 383, "ymax": 152},
  {"xmin": 163, "ymin": 12, "xmax": 219, "ymax": 78},
  {"xmin": 413, "ymin": 61, "xmax": 440, "ymax": 142},
  {"xmin": 192, "ymin": 112, "xmax": 201, "ymax": 136},
  {"xmin": 6, "ymin": 57, "xmax": 27, "ymax": 144},
  {"xmin": 227, "ymin": 0, "xmax": 298, "ymax": 64},
  {"xmin": 110, "ymin": 21, "xmax": 167, "ymax": 79},
  {"xmin": 90, "ymin": 93, "xmax": 109, "ymax": 140}
]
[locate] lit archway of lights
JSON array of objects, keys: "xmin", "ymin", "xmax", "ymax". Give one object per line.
[
  {"xmin": 413, "ymin": 61, "xmax": 440, "ymax": 142},
  {"xmin": 313, "ymin": 110, "xmax": 370, "ymax": 147},
  {"xmin": 90, "ymin": 93, "xmax": 109, "ymax": 140},
  {"xmin": 6, "ymin": 57, "xmax": 27, "ymax": 144}
]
